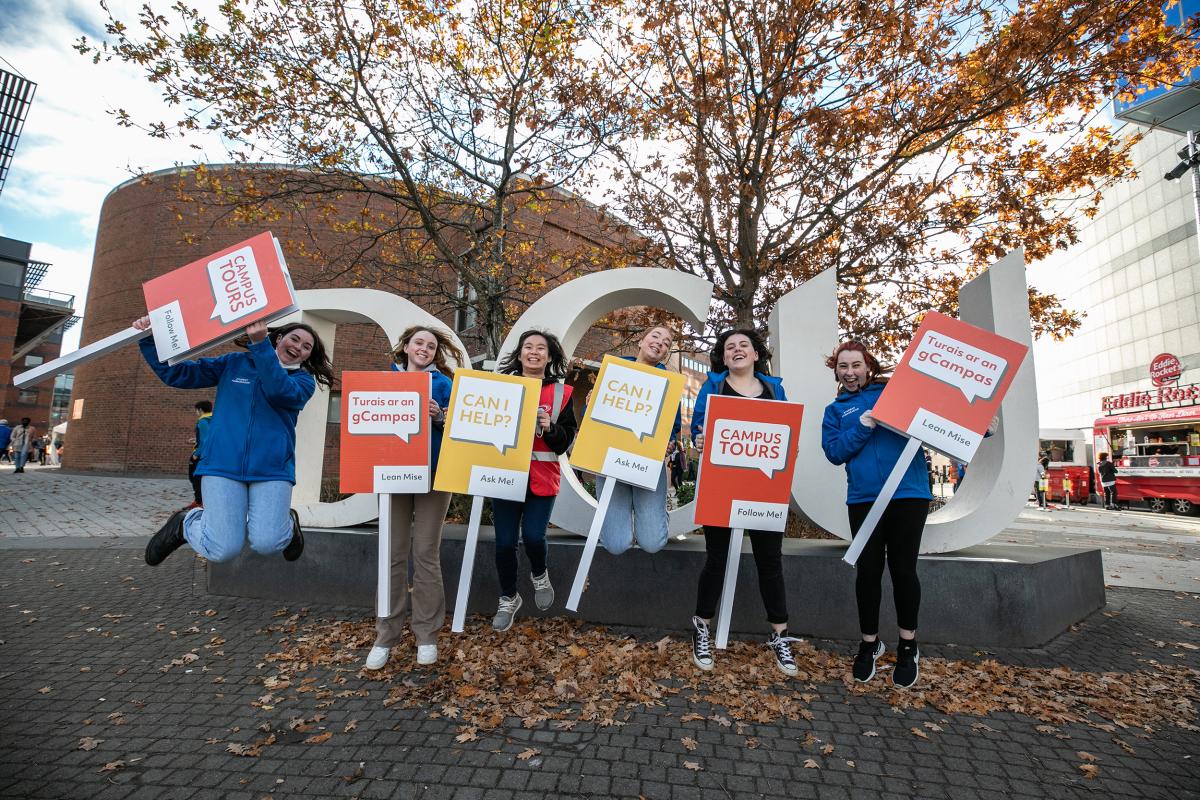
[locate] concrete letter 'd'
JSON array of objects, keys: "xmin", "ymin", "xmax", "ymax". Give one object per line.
[
  {"xmin": 498, "ymin": 269, "xmax": 715, "ymax": 536},
  {"xmin": 285, "ymin": 289, "xmax": 470, "ymax": 528},
  {"xmin": 770, "ymin": 249, "xmax": 1038, "ymax": 551}
]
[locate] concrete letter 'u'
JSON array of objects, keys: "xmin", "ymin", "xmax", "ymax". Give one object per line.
[{"xmin": 770, "ymin": 249, "xmax": 1038, "ymax": 551}]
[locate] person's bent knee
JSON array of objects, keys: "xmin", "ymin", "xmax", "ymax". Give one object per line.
[{"xmin": 204, "ymin": 539, "xmax": 245, "ymax": 563}]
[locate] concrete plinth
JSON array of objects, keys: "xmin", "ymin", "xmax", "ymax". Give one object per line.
[{"xmin": 207, "ymin": 527, "xmax": 1105, "ymax": 648}]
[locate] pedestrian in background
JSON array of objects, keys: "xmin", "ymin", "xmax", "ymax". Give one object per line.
[
  {"xmin": 9, "ymin": 418, "xmax": 36, "ymax": 473},
  {"xmin": 1097, "ymin": 452, "xmax": 1119, "ymax": 510},
  {"xmin": 188, "ymin": 400, "xmax": 213, "ymax": 507}
]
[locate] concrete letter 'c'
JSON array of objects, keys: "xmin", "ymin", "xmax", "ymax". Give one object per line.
[
  {"xmin": 769, "ymin": 249, "xmax": 1038, "ymax": 552},
  {"xmin": 287, "ymin": 288, "xmax": 471, "ymax": 528},
  {"xmin": 496, "ymin": 268, "xmax": 715, "ymax": 535}
]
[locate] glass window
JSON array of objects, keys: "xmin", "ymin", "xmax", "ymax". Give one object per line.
[
  {"xmin": 17, "ymin": 388, "xmax": 38, "ymax": 404},
  {"xmin": 24, "ymin": 354, "xmax": 43, "ymax": 366}
]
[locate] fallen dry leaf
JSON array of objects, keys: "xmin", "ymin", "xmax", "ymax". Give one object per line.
[
  {"xmin": 1077, "ymin": 751, "xmax": 1098, "ymax": 762},
  {"xmin": 516, "ymin": 747, "xmax": 539, "ymax": 761},
  {"xmin": 304, "ymin": 731, "xmax": 333, "ymax": 745},
  {"xmin": 343, "ymin": 720, "xmax": 358, "ymax": 733},
  {"xmin": 923, "ymin": 722, "xmax": 943, "ymax": 732},
  {"xmin": 862, "ymin": 730, "xmax": 879, "ymax": 737},
  {"xmin": 78, "ymin": 737, "xmax": 103, "ymax": 751},
  {"xmin": 567, "ymin": 644, "xmax": 588, "ymax": 658},
  {"xmin": 681, "ymin": 737, "xmax": 697, "ymax": 751},
  {"xmin": 455, "ymin": 728, "xmax": 479, "ymax": 743},
  {"xmin": 683, "ymin": 761, "xmax": 702, "ymax": 771},
  {"xmin": 1035, "ymin": 725, "xmax": 1058, "ymax": 734},
  {"xmin": 803, "ymin": 758, "xmax": 819, "ymax": 769},
  {"xmin": 37, "ymin": 687, "xmax": 51, "ymax": 695},
  {"xmin": 911, "ymin": 727, "xmax": 929, "ymax": 739},
  {"xmin": 846, "ymin": 760, "xmax": 856, "ymax": 768},
  {"xmin": 821, "ymin": 744, "xmax": 834, "ymax": 755},
  {"xmin": 1079, "ymin": 764, "xmax": 1100, "ymax": 779},
  {"xmin": 98, "ymin": 761, "xmax": 125, "ymax": 773},
  {"xmin": 745, "ymin": 737, "xmax": 759, "ymax": 749}
]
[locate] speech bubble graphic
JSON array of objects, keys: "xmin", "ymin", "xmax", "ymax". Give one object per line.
[
  {"xmin": 450, "ymin": 376, "xmax": 526, "ymax": 454},
  {"xmin": 909, "ymin": 330, "xmax": 1007, "ymax": 403},
  {"xmin": 347, "ymin": 391, "xmax": 422, "ymax": 442},
  {"xmin": 589, "ymin": 362, "xmax": 668, "ymax": 441},
  {"xmin": 710, "ymin": 419, "xmax": 791, "ymax": 478},
  {"xmin": 208, "ymin": 245, "xmax": 268, "ymax": 325}
]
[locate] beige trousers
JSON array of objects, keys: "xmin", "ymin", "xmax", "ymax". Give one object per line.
[{"xmin": 375, "ymin": 490, "xmax": 452, "ymax": 648}]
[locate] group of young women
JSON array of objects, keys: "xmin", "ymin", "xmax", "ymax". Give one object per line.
[{"xmin": 137, "ymin": 314, "xmax": 935, "ymax": 688}]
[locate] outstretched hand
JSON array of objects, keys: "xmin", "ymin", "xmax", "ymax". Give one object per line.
[
  {"xmin": 132, "ymin": 315, "xmax": 151, "ymax": 331},
  {"xmin": 245, "ymin": 320, "xmax": 269, "ymax": 343}
]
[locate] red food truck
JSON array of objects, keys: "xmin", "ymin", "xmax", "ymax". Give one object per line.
[
  {"xmin": 1038, "ymin": 429, "xmax": 1091, "ymax": 505},
  {"xmin": 1092, "ymin": 381, "xmax": 1200, "ymax": 515}
]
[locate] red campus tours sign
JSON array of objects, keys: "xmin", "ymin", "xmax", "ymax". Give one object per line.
[
  {"xmin": 694, "ymin": 395, "xmax": 805, "ymax": 532},
  {"xmin": 143, "ymin": 231, "xmax": 299, "ymax": 364},
  {"xmin": 339, "ymin": 371, "xmax": 432, "ymax": 494},
  {"xmin": 871, "ymin": 311, "xmax": 1028, "ymax": 463}
]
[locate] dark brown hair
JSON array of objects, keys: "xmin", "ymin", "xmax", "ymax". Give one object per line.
[
  {"xmin": 392, "ymin": 325, "xmax": 467, "ymax": 378},
  {"xmin": 235, "ymin": 323, "xmax": 334, "ymax": 388},
  {"xmin": 709, "ymin": 329, "xmax": 772, "ymax": 375}
]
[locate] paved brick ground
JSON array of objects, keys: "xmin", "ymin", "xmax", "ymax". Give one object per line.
[{"xmin": 1, "ymin": 543, "xmax": 1197, "ymax": 800}]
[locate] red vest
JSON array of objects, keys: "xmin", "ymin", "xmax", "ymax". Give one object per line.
[{"xmin": 529, "ymin": 381, "xmax": 573, "ymax": 497}]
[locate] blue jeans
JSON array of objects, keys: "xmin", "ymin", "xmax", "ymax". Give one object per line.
[
  {"xmin": 14, "ymin": 450, "xmax": 29, "ymax": 470},
  {"xmin": 491, "ymin": 491, "xmax": 556, "ymax": 598},
  {"xmin": 182, "ymin": 476, "xmax": 294, "ymax": 563},
  {"xmin": 598, "ymin": 467, "xmax": 669, "ymax": 555}
]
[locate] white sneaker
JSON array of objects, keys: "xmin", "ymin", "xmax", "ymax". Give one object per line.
[
  {"xmin": 531, "ymin": 571, "xmax": 554, "ymax": 610},
  {"xmin": 416, "ymin": 644, "xmax": 437, "ymax": 665},
  {"xmin": 364, "ymin": 645, "xmax": 390, "ymax": 670},
  {"xmin": 493, "ymin": 594, "xmax": 522, "ymax": 631}
]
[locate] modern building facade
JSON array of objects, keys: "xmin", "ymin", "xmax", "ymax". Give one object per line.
[
  {"xmin": 0, "ymin": 236, "xmax": 75, "ymax": 432},
  {"xmin": 1032, "ymin": 126, "xmax": 1200, "ymax": 432}
]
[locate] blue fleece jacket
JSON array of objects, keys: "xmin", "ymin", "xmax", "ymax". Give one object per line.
[
  {"xmin": 140, "ymin": 336, "xmax": 316, "ymax": 484},
  {"xmin": 690, "ymin": 371, "xmax": 787, "ymax": 441},
  {"xmin": 821, "ymin": 381, "xmax": 932, "ymax": 505},
  {"xmin": 391, "ymin": 363, "xmax": 452, "ymax": 475}
]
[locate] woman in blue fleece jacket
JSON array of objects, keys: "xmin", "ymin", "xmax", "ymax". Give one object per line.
[
  {"xmin": 687, "ymin": 329, "xmax": 799, "ymax": 678},
  {"xmin": 135, "ymin": 315, "xmax": 333, "ymax": 567},
  {"xmin": 821, "ymin": 342, "xmax": 931, "ymax": 689}
]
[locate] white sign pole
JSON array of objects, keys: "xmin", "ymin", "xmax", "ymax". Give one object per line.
[
  {"xmin": 12, "ymin": 326, "xmax": 147, "ymax": 388},
  {"xmin": 565, "ymin": 477, "xmax": 617, "ymax": 612},
  {"xmin": 376, "ymin": 494, "xmax": 392, "ymax": 619},
  {"xmin": 714, "ymin": 528, "xmax": 745, "ymax": 650},
  {"xmin": 843, "ymin": 437, "xmax": 923, "ymax": 566},
  {"xmin": 451, "ymin": 495, "xmax": 485, "ymax": 633}
]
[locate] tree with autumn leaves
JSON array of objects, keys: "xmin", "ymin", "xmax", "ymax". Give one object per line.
[{"xmin": 81, "ymin": 0, "xmax": 1199, "ymax": 357}]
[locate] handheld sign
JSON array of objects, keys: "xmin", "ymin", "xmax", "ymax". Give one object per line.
[
  {"xmin": 565, "ymin": 356, "xmax": 686, "ymax": 611},
  {"xmin": 871, "ymin": 311, "xmax": 1027, "ymax": 463},
  {"xmin": 694, "ymin": 395, "xmax": 804, "ymax": 648},
  {"xmin": 434, "ymin": 369, "xmax": 542, "ymax": 632},
  {"xmin": 12, "ymin": 231, "xmax": 298, "ymax": 388},
  {"xmin": 340, "ymin": 371, "xmax": 433, "ymax": 620},
  {"xmin": 144, "ymin": 231, "xmax": 299, "ymax": 364},
  {"xmin": 842, "ymin": 312, "xmax": 1028, "ymax": 565},
  {"xmin": 339, "ymin": 371, "xmax": 432, "ymax": 495}
]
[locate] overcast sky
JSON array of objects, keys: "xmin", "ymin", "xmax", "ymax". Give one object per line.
[{"xmin": 0, "ymin": 0, "xmax": 228, "ymax": 353}]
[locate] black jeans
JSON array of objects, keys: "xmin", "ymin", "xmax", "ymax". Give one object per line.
[
  {"xmin": 1103, "ymin": 484, "xmax": 1118, "ymax": 507},
  {"xmin": 694, "ymin": 526, "xmax": 788, "ymax": 625},
  {"xmin": 188, "ymin": 457, "xmax": 203, "ymax": 505},
  {"xmin": 848, "ymin": 498, "xmax": 929, "ymax": 635},
  {"xmin": 491, "ymin": 491, "xmax": 555, "ymax": 598}
]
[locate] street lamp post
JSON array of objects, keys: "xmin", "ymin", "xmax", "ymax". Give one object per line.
[{"xmin": 1164, "ymin": 130, "xmax": 1200, "ymax": 247}]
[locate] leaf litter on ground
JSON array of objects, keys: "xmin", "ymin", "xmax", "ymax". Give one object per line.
[{"xmin": 256, "ymin": 616, "xmax": 1200, "ymax": 735}]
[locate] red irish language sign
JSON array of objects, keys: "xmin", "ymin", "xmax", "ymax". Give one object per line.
[
  {"xmin": 339, "ymin": 371, "xmax": 432, "ymax": 494},
  {"xmin": 142, "ymin": 231, "xmax": 299, "ymax": 364},
  {"xmin": 871, "ymin": 311, "xmax": 1028, "ymax": 462},
  {"xmin": 694, "ymin": 395, "xmax": 804, "ymax": 532}
]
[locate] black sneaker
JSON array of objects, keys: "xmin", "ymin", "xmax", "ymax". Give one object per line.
[
  {"xmin": 892, "ymin": 639, "xmax": 920, "ymax": 688},
  {"xmin": 766, "ymin": 631, "xmax": 800, "ymax": 677},
  {"xmin": 852, "ymin": 639, "xmax": 884, "ymax": 683},
  {"xmin": 690, "ymin": 616, "xmax": 714, "ymax": 671},
  {"xmin": 283, "ymin": 509, "xmax": 304, "ymax": 561},
  {"xmin": 145, "ymin": 509, "xmax": 188, "ymax": 566}
]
